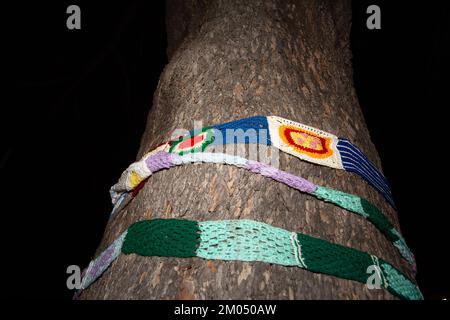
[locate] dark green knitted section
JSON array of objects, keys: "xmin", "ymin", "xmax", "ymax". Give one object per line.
[
  {"xmin": 360, "ymin": 198, "xmax": 399, "ymax": 242},
  {"xmin": 122, "ymin": 219, "xmax": 200, "ymax": 258},
  {"xmin": 297, "ymin": 233, "xmax": 374, "ymax": 284}
]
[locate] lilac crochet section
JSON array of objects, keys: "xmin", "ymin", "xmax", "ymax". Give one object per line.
[
  {"xmin": 145, "ymin": 151, "xmax": 178, "ymax": 172},
  {"xmin": 115, "ymin": 151, "xmax": 319, "ymax": 206},
  {"xmin": 143, "ymin": 151, "xmax": 317, "ymax": 195},
  {"xmin": 110, "ymin": 151, "xmax": 320, "ymax": 216},
  {"xmin": 246, "ymin": 160, "xmax": 317, "ymax": 194},
  {"xmin": 80, "ymin": 231, "xmax": 127, "ymax": 289}
]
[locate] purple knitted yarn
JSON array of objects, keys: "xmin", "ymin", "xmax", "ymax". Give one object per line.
[
  {"xmin": 246, "ymin": 160, "xmax": 317, "ymax": 194},
  {"xmin": 145, "ymin": 151, "xmax": 178, "ymax": 172},
  {"xmin": 88, "ymin": 244, "xmax": 115, "ymax": 279},
  {"xmin": 144, "ymin": 152, "xmax": 317, "ymax": 194},
  {"xmin": 82, "ymin": 239, "xmax": 118, "ymax": 288},
  {"xmin": 143, "ymin": 152, "xmax": 317, "ymax": 195},
  {"xmin": 81, "ymin": 232, "xmax": 127, "ymax": 290}
]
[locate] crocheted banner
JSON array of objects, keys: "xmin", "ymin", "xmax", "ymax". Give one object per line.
[
  {"xmin": 165, "ymin": 116, "xmax": 394, "ymax": 207},
  {"xmin": 169, "ymin": 128, "xmax": 215, "ymax": 155},
  {"xmin": 109, "ymin": 151, "xmax": 414, "ymax": 268},
  {"xmin": 267, "ymin": 116, "xmax": 343, "ymax": 168},
  {"xmin": 80, "ymin": 219, "xmax": 422, "ymax": 300}
]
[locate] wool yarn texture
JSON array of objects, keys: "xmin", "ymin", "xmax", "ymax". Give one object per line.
[
  {"xmin": 152, "ymin": 116, "xmax": 394, "ymax": 207},
  {"xmin": 110, "ymin": 116, "xmax": 394, "ymax": 206},
  {"xmin": 95, "ymin": 116, "xmax": 416, "ymax": 299},
  {"xmin": 109, "ymin": 151, "xmax": 415, "ymax": 268},
  {"xmin": 80, "ymin": 218, "xmax": 422, "ymax": 300}
]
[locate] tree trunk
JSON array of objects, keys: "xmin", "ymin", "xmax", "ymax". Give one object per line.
[{"xmin": 81, "ymin": 0, "xmax": 414, "ymax": 299}]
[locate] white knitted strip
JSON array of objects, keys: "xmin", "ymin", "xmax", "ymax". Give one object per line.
[
  {"xmin": 110, "ymin": 161, "xmax": 152, "ymax": 194},
  {"xmin": 290, "ymin": 232, "xmax": 307, "ymax": 268},
  {"xmin": 179, "ymin": 153, "xmax": 248, "ymax": 168},
  {"xmin": 269, "ymin": 116, "xmax": 338, "ymax": 138},
  {"xmin": 371, "ymin": 255, "xmax": 388, "ymax": 288}
]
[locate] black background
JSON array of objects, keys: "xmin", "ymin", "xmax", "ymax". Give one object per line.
[{"xmin": 4, "ymin": 1, "xmax": 449, "ymax": 300}]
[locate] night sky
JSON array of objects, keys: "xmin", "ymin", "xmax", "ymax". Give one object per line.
[{"xmin": 5, "ymin": 1, "xmax": 449, "ymax": 300}]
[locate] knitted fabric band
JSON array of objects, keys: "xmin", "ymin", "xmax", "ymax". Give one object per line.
[
  {"xmin": 81, "ymin": 219, "xmax": 422, "ymax": 300},
  {"xmin": 157, "ymin": 116, "xmax": 393, "ymax": 207},
  {"xmin": 80, "ymin": 231, "xmax": 128, "ymax": 290},
  {"xmin": 110, "ymin": 116, "xmax": 393, "ymax": 207},
  {"xmin": 109, "ymin": 151, "xmax": 414, "ymax": 268}
]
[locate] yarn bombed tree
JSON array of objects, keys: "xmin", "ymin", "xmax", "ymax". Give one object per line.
[{"xmin": 81, "ymin": 0, "xmax": 417, "ymax": 299}]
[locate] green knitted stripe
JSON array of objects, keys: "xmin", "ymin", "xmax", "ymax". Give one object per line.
[
  {"xmin": 359, "ymin": 198, "xmax": 398, "ymax": 242},
  {"xmin": 196, "ymin": 220, "xmax": 298, "ymax": 266},
  {"xmin": 122, "ymin": 219, "xmax": 200, "ymax": 257},
  {"xmin": 381, "ymin": 262, "xmax": 423, "ymax": 300},
  {"xmin": 297, "ymin": 232, "xmax": 421, "ymax": 299},
  {"xmin": 360, "ymin": 200, "xmax": 415, "ymax": 265},
  {"xmin": 314, "ymin": 186, "xmax": 371, "ymax": 219},
  {"xmin": 118, "ymin": 218, "xmax": 421, "ymax": 300},
  {"xmin": 314, "ymin": 186, "xmax": 411, "ymax": 253},
  {"xmin": 296, "ymin": 232, "xmax": 374, "ymax": 284}
]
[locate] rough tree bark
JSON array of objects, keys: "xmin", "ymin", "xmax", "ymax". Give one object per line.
[{"xmin": 82, "ymin": 0, "xmax": 414, "ymax": 299}]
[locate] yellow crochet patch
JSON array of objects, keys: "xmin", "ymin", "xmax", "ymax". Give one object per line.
[{"xmin": 129, "ymin": 171, "xmax": 143, "ymax": 189}]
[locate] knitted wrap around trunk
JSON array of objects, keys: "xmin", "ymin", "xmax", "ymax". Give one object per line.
[{"xmin": 81, "ymin": 0, "xmax": 416, "ymax": 299}]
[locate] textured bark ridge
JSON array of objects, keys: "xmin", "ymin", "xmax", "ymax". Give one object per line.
[{"xmin": 82, "ymin": 0, "xmax": 415, "ymax": 299}]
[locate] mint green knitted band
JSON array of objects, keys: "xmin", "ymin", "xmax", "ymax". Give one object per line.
[
  {"xmin": 110, "ymin": 150, "xmax": 414, "ymax": 268},
  {"xmin": 313, "ymin": 186, "xmax": 414, "ymax": 265},
  {"xmin": 85, "ymin": 219, "xmax": 421, "ymax": 300}
]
